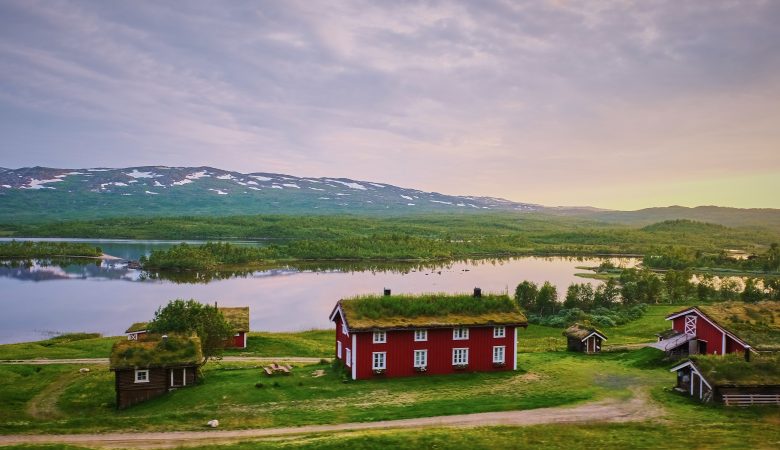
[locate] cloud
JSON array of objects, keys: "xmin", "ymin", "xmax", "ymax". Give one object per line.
[{"xmin": 0, "ymin": 0, "xmax": 778, "ymax": 208}]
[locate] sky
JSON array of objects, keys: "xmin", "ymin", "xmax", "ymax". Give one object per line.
[{"xmin": 0, "ymin": 0, "xmax": 779, "ymax": 210}]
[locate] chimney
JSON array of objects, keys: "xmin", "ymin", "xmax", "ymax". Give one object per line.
[
  {"xmin": 745, "ymin": 347, "xmax": 751, "ymax": 362},
  {"xmin": 162, "ymin": 334, "xmax": 168, "ymax": 341},
  {"xmin": 473, "ymin": 287, "xmax": 482, "ymax": 298},
  {"xmin": 384, "ymin": 288, "xmax": 391, "ymax": 296}
]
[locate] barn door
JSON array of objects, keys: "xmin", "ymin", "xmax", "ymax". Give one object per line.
[{"xmin": 171, "ymin": 368, "xmax": 185, "ymax": 387}]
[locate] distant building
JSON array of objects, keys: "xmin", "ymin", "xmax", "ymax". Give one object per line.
[
  {"xmin": 330, "ymin": 289, "xmax": 528, "ymax": 380},
  {"xmin": 563, "ymin": 323, "xmax": 607, "ymax": 353},
  {"xmin": 652, "ymin": 301, "xmax": 780, "ymax": 358},
  {"xmin": 124, "ymin": 306, "xmax": 249, "ymax": 348},
  {"xmin": 670, "ymin": 353, "xmax": 780, "ymax": 405},
  {"xmin": 125, "ymin": 322, "xmax": 149, "ymax": 341},
  {"xmin": 110, "ymin": 335, "xmax": 201, "ymax": 409}
]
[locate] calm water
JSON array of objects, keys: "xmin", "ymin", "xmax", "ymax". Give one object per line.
[{"xmin": 0, "ymin": 242, "xmax": 638, "ymax": 344}]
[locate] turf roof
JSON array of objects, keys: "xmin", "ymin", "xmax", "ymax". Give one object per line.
[
  {"xmin": 125, "ymin": 322, "xmax": 149, "ymax": 333},
  {"xmin": 564, "ymin": 323, "xmax": 607, "ymax": 340},
  {"xmin": 696, "ymin": 302, "xmax": 780, "ymax": 351},
  {"xmin": 690, "ymin": 353, "xmax": 780, "ymax": 386},
  {"xmin": 110, "ymin": 335, "xmax": 202, "ymax": 369},
  {"xmin": 219, "ymin": 307, "xmax": 250, "ymax": 332},
  {"xmin": 337, "ymin": 293, "xmax": 527, "ymax": 330}
]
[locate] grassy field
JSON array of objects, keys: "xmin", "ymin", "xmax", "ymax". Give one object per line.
[{"xmin": 0, "ymin": 351, "xmax": 668, "ymax": 434}]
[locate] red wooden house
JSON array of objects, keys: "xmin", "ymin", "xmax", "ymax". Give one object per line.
[
  {"xmin": 125, "ymin": 306, "xmax": 249, "ymax": 349},
  {"xmin": 652, "ymin": 302, "xmax": 780, "ymax": 357},
  {"xmin": 329, "ymin": 290, "xmax": 528, "ymax": 380}
]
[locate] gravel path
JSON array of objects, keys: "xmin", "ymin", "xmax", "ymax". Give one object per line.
[{"xmin": 0, "ymin": 390, "xmax": 662, "ymax": 449}]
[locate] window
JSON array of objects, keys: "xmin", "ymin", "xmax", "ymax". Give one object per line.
[
  {"xmin": 134, "ymin": 369, "xmax": 150, "ymax": 383},
  {"xmin": 414, "ymin": 350, "xmax": 428, "ymax": 367},
  {"xmin": 372, "ymin": 352, "xmax": 386, "ymax": 370},
  {"xmin": 337, "ymin": 341, "xmax": 342, "ymax": 358},
  {"xmin": 373, "ymin": 331, "xmax": 387, "ymax": 343},
  {"xmin": 346, "ymin": 348, "xmax": 352, "ymax": 367},
  {"xmin": 493, "ymin": 346, "xmax": 506, "ymax": 363},
  {"xmin": 684, "ymin": 316, "xmax": 697, "ymax": 335},
  {"xmin": 452, "ymin": 348, "xmax": 469, "ymax": 365},
  {"xmin": 342, "ymin": 322, "xmax": 348, "ymax": 336},
  {"xmin": 414, "ymin": 329, "xmax": 428, "ymax": 342},
  {"xmin": 453, "ymin": 327, "xmax": 469, "ymax": 340},
  {"xmin": 493, "ymin": 326, "xmax": 506, "ymax": 338}
]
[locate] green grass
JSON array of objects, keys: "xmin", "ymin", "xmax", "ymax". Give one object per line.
[
  {"xmin": 0, "ymin": 334, "xmax": 119, "ymax": 360},
  {"xmin": 225, "ymin": 330, "xmax": 333, "ymax": 358},
  {"xmin": 0, "ymin": 351, "xmax": 665, "ymax": 434}
]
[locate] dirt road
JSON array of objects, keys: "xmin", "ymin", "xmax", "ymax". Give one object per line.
[{"xmin": 0, "ymin": 390, "xmax": 662, "ymax": 449}]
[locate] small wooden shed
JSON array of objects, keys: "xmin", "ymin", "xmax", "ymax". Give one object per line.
[
  {"xmin": 110, "ymin": 335, "xmax": 202, "ymax": 409},
  {"xmin": 564, "ymin": 323, "xmax": 607, "ymax": 354},
  {"xmin": 219, "ymin": 306, "xmax": 250, "ymax": 348},
  {"xmin": 125, "ymin": 322, "xmax": 149, "ymax": 340}
]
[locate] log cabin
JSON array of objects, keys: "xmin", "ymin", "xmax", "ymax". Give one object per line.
[
  {"xmin": 670, "ymin": 353, "xmax": 780, "ymax": 405},
  {"xmin": 110, "ymin": 334, "xmax": 202, "ymax": 409},
  {"xmin": 652, "ymin": 301, "xmax": 780, "ymax": 358},
  {"xmin": 330, "ymin": 289, "xmax": 528, "ymax": 380},
  {"xmin": 564, "ymin": 323, "xmax": 607, "ymax": 353}
]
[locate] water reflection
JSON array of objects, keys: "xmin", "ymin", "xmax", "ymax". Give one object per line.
[{"xmin": 0, "ymin": 256, "xmax": 638, "ymax": 344}]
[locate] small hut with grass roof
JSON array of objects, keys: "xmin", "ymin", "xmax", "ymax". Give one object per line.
[
  {"xmin": 125, "ymin": 321, "xmax": 149, "ymax": 340},
  {"xmin": 670, "ymin": 353, "xmax": 780, "ymax": 405},
  {"xmin": 564, "ymin": 323, "xmax": 607, "ymax": 353},
  {"xmin": 219, "ymin": 306, "xmax": 250, "ymax": 348},
  {"xmin": 110, "ymin": 334, "xmax": 202, "ymax": 409},
  {"xmin": 330, "ymin": 289, "xmax": 527, "ymax": 380}
]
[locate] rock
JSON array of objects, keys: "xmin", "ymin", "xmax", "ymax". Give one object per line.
[
  {"xmin": 79, "ymin": 368, "xmax": 90, "ymax": 373},
  {"xmin": 207, "ymin": 419, "xmax": 219, "ymax": 428}
]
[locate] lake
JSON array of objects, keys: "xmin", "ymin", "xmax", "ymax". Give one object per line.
[{"xmin": 0, "ymin": 242, "xmax": 638, "ymax": 344}]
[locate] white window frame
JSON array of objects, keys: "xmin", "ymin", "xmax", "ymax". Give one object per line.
[
  {"xmin": 493, "ymin": 345, "xmax": 506, "ymax": 363},
  {"xmin": 372, "ymin": 351, "xmax": 386, "ymax": 370},
  {"xmin": 414, "ymin": 349, "xmax": 428, "ymax": 368},
  {"xmin": 373, "ymin": 331, "xmax": 387, "ymax": 343},
  {"xmin": 341, "ymin": 322, "xmax": 348, "ymax": 336},
  {"xmin": 337, "ymin": 341, "xmax": 342, "ymax": 358},
  {"xmin": 134, "ymin": 369, "xmax": 150, "ymax": 383},
  {"xmin": 685, "ymin": 316, "xmax": 697, "ymax": 335},
  {"xmin": 493, "ymin": 326, "xmax": 506, "ymax": 338},
  {"xmin": 452, "ymin": 348, "xmax": 469, "ymax": 365},
  {"xmin": 345, "ymin": 348, "xmax": 351, "ymax": 367},
  {"xmin": 453, "ymin": 327, "xmax": 469, "ymax": 340},
  {"xmin": 414, "ymin": 329, "xmax": 428, "ymax": 342}
]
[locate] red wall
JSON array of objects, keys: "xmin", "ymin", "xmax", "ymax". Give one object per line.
[
  {"xmin": 350, "ymin": 326, "xmax": 516, "ymax": 380},
  {"xmin": 672, "ymin": 312, "xmax": 746, "ymax": 355},
  {"xmin": 225, "ymin": 331, "xmax": 246, "ymax": 348},
  {"xmin": 334, "ymin": 315, "xmax": 352, "ymax": 368}
]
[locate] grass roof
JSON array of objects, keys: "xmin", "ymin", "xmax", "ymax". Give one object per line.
[
  {"xmin": 563, "ymin": 323, "xmax": 607, "ymax": 340},
  {"xmin": 110, "ymin": 335, "xmax": 202, "ymax": 369},
  {"xmin": 219, "ymin": 307, "xmax": 250, "ymax": 331},
  {"xmin": 691, "ymin": 353, "xmax": 780, "ymax": 386},
  {"xmin": 125, "ymin": 322, "xmax": 149, "ymax": 333},
  {"xmin": 338, "ymin": 293, "xmax": 527, "ymax": 331},
  {"xmin": 698, "ymin": 302, "xmax": 780, "ymax": 351}
]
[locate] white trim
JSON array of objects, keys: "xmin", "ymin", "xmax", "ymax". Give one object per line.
[
  {"xmin": 373, "ymin": 331, "xmax": 387, "ymax": 344},
  {"xmin": 414, "ymin": 349, "xmax": 428, "ymax": 368},
  {"xmin": 170, "ymin": 369, "xmax": 174, "ymax": 387},
  {"xmin": 372, "ymin": 351, "xmax": 386, "ymax": 370},
  {"xmin": 337, "ymin": 340, "xmax": 342, "ymax": 359},
  {"xmin": 493, "ymin": 345, "xmax": 506, "ymax": 363},
  {"xmin": 328, "ymin": 304, "xmax": 343, "ymax": 322},
  {"xmin": 345, "ymin": 347, "xmax": 351, "ymax": 367},
  {"xmin": 453, "ymin": 327, "xmax": 469, "ymax": 340},
  {"xmin": 513, "ymin": 327, "xmax": 518, "ymax": 371},
  {"xmin": 493, "ymin": 326, "xmax": 506, "ymax": 338},
  {"xmin": 182, "ymin": 368, "xmax": 187, "ymax": 387},
  {"xmin": 580, "ymin": 331, "xmax": 607, "ymax": 342},
  {"xmin": 134, "ymin": 369, "xmax": 150, "ymax": 383},
  {"xmin": 669, "ymin": 360, "xmax": 712, "ymax": 393},
  {"xmin": 243, "ymin": 332, "xmax": 248, "ymax": 349},
  {"xmin": 722, "ymin": 331, "xmax": 726, "ymax": 356},
  {"xmin": 351, "ymin": 334, "xmax": 356, "ymax": 380},
  {"xmin": 452, "ymin": 347, "xmax": 469, "ymax": 365},
  {"xmin": 414, "ymin": 329, "xmax": 428, "ymax": 342}
]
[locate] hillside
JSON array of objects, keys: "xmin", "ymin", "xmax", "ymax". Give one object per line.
[{"xmin": 0, "ymin": 166, "xmax": 538, "ymax": 222}]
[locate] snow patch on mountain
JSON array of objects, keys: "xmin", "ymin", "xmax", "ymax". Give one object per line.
[
  {"xmin": 208, "ymin": 188, "xmax": 228, "ymax": 195},
  {"xmin": 125, "ymin": 170, "xmax": 158, "ymax": 179},
  {"xmin": 328, "ymin": 180, "xmax": 367, "ymax": 190}
]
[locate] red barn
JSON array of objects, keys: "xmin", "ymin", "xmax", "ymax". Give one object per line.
[
  {"xmin": 219, "ymin": 307, "xmax": 250, "ymax": 349},
  {"xmin": 329, "ymin": 291, "xmax": 528, "ymax": 380},
  {"xmin": 653, "ymin": 302, "xmax": 780, "ymax": 357}
]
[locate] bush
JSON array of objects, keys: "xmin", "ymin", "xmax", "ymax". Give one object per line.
[{"xmin": 254, "ymin": 382, "xmax": 264, "ymax": 388}]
